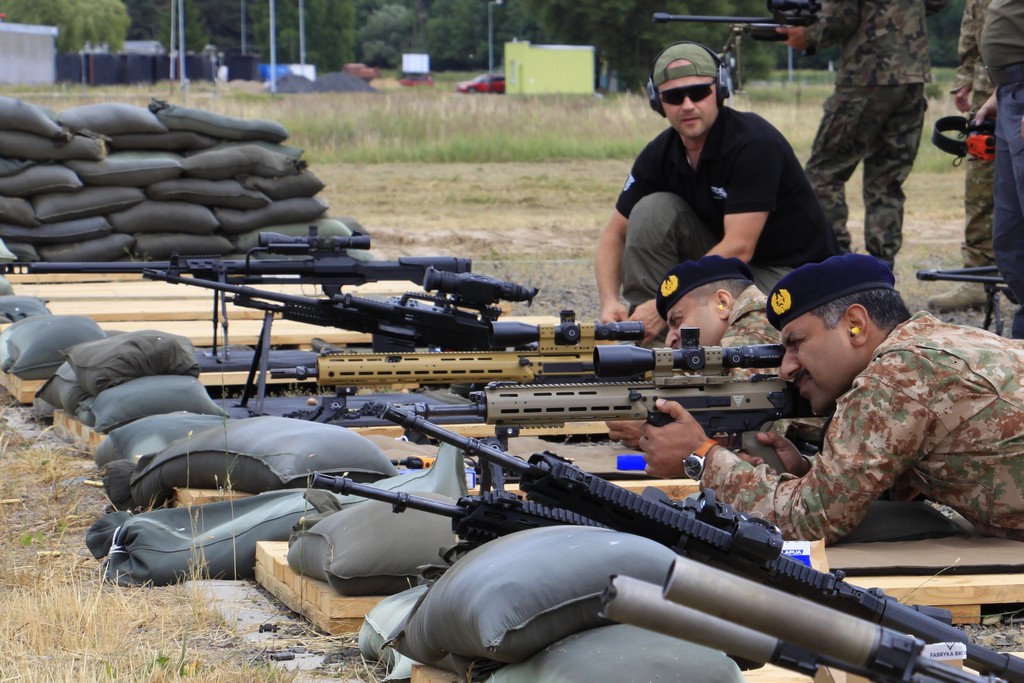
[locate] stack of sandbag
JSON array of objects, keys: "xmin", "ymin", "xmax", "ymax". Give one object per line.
[
  {"xmin": 35, "ymin": 329, "xmax": 227, "ymax": 430},
  {"xmin": 0, "ymin": 96, "xmax": 356, "ymax": 262},
  {"xmin": 359, "ymin": 525, "xmax": 743, "ymax": 682}
]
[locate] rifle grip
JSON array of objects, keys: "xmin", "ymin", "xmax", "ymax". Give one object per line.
[{"xmin": 646, "ymin": 411, "xmax": 674, "ymax": 427}]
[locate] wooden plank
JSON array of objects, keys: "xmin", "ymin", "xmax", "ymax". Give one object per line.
[
  {"xmin": 52, "ymin": 409, "xmax": 104, "ymax": 452},
  {"xmin": 0, "ymin": 372, "xmax": 43, "ymax": 404},
  {"xmin": 44, "ymin": 299, "xmax": 268, "ymax": 322},
  {"xmin": 254, "ymin": 541, "xmax": 384, "ymax": 635},
  {"xmin": 173, "ymin": 488, "xmax": 253, "ymax": 507}
]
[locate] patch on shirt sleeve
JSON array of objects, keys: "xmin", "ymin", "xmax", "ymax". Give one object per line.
[
  {"xmin": 711, "ymin": 185, "xmax": 728, "ymax": 200},
  {"xmin": 622, "ymin": 174, "xmax": 635, "ymax": 192}
]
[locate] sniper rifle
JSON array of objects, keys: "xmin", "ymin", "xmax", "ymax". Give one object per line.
[
  {"xmin": 19, "ymin": 226, "xmax": 470, "ymax": 297},
  {"xmin": 916, "ymin": 266, "xmax": 1015, "ymax": 335},
  {"xmin": 403, "ymin": 337, "xmax": 811, "ymax": 470},
  {"xmin": 374, "ymin": 403, "xmax": 1024, "ymax": 682},
  {"xmin": 141, "ymin": 265, "xmax": 538, "ymax": 352},
  {"xmin": 272, "ymin": 310, "xmax": 645, "ymax": 387}
]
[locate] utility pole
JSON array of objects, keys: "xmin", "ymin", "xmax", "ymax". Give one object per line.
[{"xmin": 488, "ymin": 0, "xmax": 503, "ymax": 77}]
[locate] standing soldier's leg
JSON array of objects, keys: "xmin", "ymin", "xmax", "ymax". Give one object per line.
[
  {"xmin": 804, "ymin": 87, "xmax": 867, "ymax": 255},
  {"xmin": 861, "ymin": 84, "xmax": 925, "ymax": 267}
]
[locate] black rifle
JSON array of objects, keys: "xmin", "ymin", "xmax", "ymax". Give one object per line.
[
  {"xmin": 141, "ymin": 266, "xmax": 538, "ymax": 353},
  {"xmin": 17, "ymin": 226, "xmax": 471, "ymax": 298},
  {"xmin": 307, "ymin": 472, "xmax": 604, "ymax": 547},
  {"xmin": 375, "ymin": 403, "xmax": 1024, "ymax": 682},
  {"xmin": 654, "ymin": 0, "xmax": 821, "ymax": 90},
  {"xmin": 916, "ymin": 266, "xmax": 1015, "ymax": 336}
]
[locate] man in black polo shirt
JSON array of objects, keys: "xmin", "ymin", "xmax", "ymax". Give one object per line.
[{"xmin": 596, "ymin": 42, "xmax": 838, "ymax": 344}]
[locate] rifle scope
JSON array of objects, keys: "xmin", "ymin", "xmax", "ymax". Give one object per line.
[
  {"xmin": 767, "ymin": 0, "xmax": 820, "ymax": 13},
  {"xmin": 422, "ymin": 267, "xmax": 539, "ymax": 306},
  {"xmin": 593, "ymin": 343, "xmax": 785, "ymax": 378},
  {"xmin": 488, "ymin": 319, "xmax": 644, "ymax": 348},
  {"xmin": 257, "ymin": 228, "xmax": 372, "ymax": 254}
]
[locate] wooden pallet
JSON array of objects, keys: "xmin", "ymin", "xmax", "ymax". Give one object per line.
[
  {"xmin": 52, "ymin": 409, "xmax": 104, "ymax": 452},
  {"xmin": 0, "ymin": 371, "xmax": 43, "ymax": 404},
  {"xmin": 254, "ymin": 541, "xmax": 385, "ymax": 635},
  {"xmin": 173, "ymin": 487, "xmax": 253, "ymax": 507}
]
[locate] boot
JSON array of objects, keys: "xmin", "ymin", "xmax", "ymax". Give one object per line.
[{"xmin": 926, "ymin": 282, "xmax": 989, "ymax": 312}]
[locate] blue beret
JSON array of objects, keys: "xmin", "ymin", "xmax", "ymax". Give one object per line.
[
  {"xmin": 655, "ymin": 255, "xmax": 754, "ymax": 320},
  {"xmin": 766, "ymin": 254, "xmax": 895, "ymax": 330}
]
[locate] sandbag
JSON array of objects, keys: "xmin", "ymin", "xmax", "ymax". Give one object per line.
[
  {"xmin": 0, "ymin": 165, "xmax": 83, "ymax": 195},
  {"xmin": 485, "ymin": 624, "xmax": 743, "ymax": 683},
  {"xmin": 294, "ymin": 495, "xmax": 455, "ymax": 596},
  {"xmin": 108, "ymin": 200, "xmax": 219, "ymax": 235},
  {"xmin": 37, "ymin": 233, "xmax": 135, "ymax": 262},
  {"xmin": 64, "ymin": 329, "xmax": 199, "ymax": 396},
  {"xmin": 359, "ymin": 586, "xmax": 429, "ymax": 682},
  {"xmin": 0, "ymin": 240, "xmax": 16, "ymax": 262},
  {"xmin": 392, "ymin": 527, "xmax": 679, "ymax": 668},
  {"xmin": 0, "ymin": 295, "xmax": 51, "ymax": 322},
  {"xmin": 36, "ymin": 361, "xmax": 92, "ymax": 417},
  {"xmin": 33, "ymin": 186, "xmax": 145, "ymax": 223},
  {"xmin": 128, "ymin": 416, "xmax": 397, "ymax": 508},
  {"xmin": 0, "ymin": 158, "xmax": 35, "ymax": 178},
  {"xmin": 107, "ymin": 130, "xmax": 219, "ymax": 152},
  {"xmin": 0, "ymin": 216, "xmax": 113, "ymax": 245},
  {"xmin": 149, "ymin": 98, "xmax": 289, "ymax": 143},
  {"xmin": 0, "ymin": 275, "xmax": 13, "ymax": 295},
  {"xmin": 240, "ymin": 170, "xmax": 325, "ymax": 200},
  {"xmin": 0, "ymin": 130, "xmax": 105, "ymax": 162},
  {"xmin": 194, "ymin": 140, "xmax": 304, "ymax": 159},
  {"xmin": 0, "ymin": 196, "xmax": 39, "ymax": 227},
  {"xmin": 131, "ymin": 233, "xmax": 234, "ymax": 260},
  {"xmin": 65, "ymin": 157, "xmax": 182, "ymax": 187},
  {"xmin": 3, "ymin": 240, "xmax": 39, "ymax": 262},
  {"xmin": 59, "ymin": 103, "xmax": 169, "ymax": 136},
  {"xmin": 0, "ymin": 96, "xmax": 66, "ymax": 138},
  {"xmin": 93, "ymin": 411, "xmax": 231, "ymax": 468},
  {"xmin": 214, "ymin": 197, "xmax": 328, "ymax": 235},
  {"xmin": 145, "ymin": 178, "xmax": 271, "ymax": 210},
  {"xmin": 2, "ymin": 315, "xmax": 106, "ymax": 380},
  {"xmin": 85, "ymin": 490, "xmax": 310, "ymax": 586},
  {"xmin": 179, "ymin": 144, "xmax": 305, "ymax": 181},
  {"xmin": 89, "ymin": 374, "xmax": 229, "ymax": 433}
]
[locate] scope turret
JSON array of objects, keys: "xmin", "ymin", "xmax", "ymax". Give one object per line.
[
  {"xmin": 422, "ymin": 267, "xmax": 538, "ymax": 306},
  {"xmin": 593, "ymin": 343, "xmax": 785, "ymax": 378}
]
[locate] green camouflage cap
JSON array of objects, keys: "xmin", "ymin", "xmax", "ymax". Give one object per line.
[{"xmin": 652, "ymin": 43, "xmax": 718, "ymax": 87}]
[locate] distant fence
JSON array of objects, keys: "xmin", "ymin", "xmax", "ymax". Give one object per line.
[{"xmin": 55, "ymin": 53, "xmax": 260, "ymax": 86}]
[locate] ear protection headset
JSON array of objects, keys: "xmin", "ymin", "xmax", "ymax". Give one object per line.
[{"xmin": 646, "ymin": 41, "xmax": 730, "ymax": 118}]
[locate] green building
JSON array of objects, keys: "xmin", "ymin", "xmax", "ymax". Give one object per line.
[{"xmin": 503, "ymin": 41, "xmax": 594, "ymax": 95}]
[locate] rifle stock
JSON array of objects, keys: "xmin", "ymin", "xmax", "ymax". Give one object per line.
[{"xmin": 375, "ymin": 404, "xmax": 1024, "ymax": 682}]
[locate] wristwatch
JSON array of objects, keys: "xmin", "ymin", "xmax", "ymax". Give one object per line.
[{"xmin": 683, "ymin": 438, "xmax": 718, "ymax": 480}]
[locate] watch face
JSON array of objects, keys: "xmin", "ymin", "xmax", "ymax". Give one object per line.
[{"xmin": 683, "ymin": 454, "xmax": 703, "ymax": 480}]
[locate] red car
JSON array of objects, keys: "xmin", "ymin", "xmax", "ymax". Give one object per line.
[
  {"xmin": 400, "ymin": 74, "xmax": 434, "ymax": 87},
  {"xmin": 456, "ymin": 73, "xmax": 506, "ymax": 94}
]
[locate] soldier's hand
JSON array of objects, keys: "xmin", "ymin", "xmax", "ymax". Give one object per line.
[
  {"xmin": 777, "ymin": 26, "xmax": 809, "ymax": 50},
  {"xmin": 606, "ymin": 419, "xmax": 643, "ymax": 448},
  {"xmin": 753, "ymin": 431, "xmax": 809, "ymax": 476},
  {"xmin": 953, "ymin": 84, "xmax": 972, "ymax": 113},
  {"xmin": 640, "ymin": 399, "xmax": 708, "ymax": 478},
  {"xmin": 600, "ymin": 301, "xmax": 629, "ymax": 324},
  {"xmin": 630, "ymin": 299, "xmax": 666, "ymax": 345},
  {"xmin": 974, "ymin": 93, "xmax": 998, "ymax": 125}
]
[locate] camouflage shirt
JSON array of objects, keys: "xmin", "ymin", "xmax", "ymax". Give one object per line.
[
  {"xmin": 805, "ymin": 0, "xmax": 948, "ymax": 86},
  {"xmin": 951, "ymin": 0, "xmax": 994, "ymax": 97},
  {"xmin": 721, "ymin": 285, "xmax": 778, "ymax": 349},
  {"xmin": 701, "ymin": 312, "xmax": 1024, "ymax": 544}
]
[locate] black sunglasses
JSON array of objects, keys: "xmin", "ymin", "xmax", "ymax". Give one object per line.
[{"xmin": 659, "ymin": 81, "xmax": 716, "ymax": 106}]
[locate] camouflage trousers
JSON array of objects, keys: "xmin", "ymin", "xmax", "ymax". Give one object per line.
[
  {"xmin": 805, "ymin": 84, "xmax": 927, "ymax": 264},
  {"xmin": 962, "ymin": 87, "xmax": 996, "ymax": 268}
]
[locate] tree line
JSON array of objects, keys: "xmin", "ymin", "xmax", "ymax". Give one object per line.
[{"xmin": 0, "ymin": 0, "xmax": 967, "ymax": 91}]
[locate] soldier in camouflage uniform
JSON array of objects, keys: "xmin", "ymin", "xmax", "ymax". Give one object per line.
[
  {"xmin": 928, "ymin": 0, "xmax": 996, "ymax": 311},
  {"xmin": 780, "ymin": 0, "xmax": 948, "ymax": 267},
  {"xmin": 607, "ymin": 255, "xmax": 779, "ymax": 448},
  {"xmin": 640, "ymin": 254, "xmax": 1024, "ymax": 544}
]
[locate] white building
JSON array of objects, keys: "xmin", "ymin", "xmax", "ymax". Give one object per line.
[{"xmin": 0, "ymin": 22, "xmax": 59, "ymax": 85}]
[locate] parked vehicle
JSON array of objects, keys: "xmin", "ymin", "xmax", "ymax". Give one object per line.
[
  {"xmin": 400, "ymin": 74, "xmax": 434, "ymax": 87},
  {"xmin": 456, "ymin": 73, "xmax": 505, "ymax": 94}
]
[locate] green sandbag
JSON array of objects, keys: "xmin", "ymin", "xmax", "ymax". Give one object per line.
[
  {"xmin": 0, "ymin": 295, "xmax": 50, "ymax": 322},
  {"xmin": 0, "ymin": 130, "xmax": 105, "ymax": 162},
  {"xmin": 2, "ymin": 315, "xmax": 107, "ymax": 380},
  {"xmin": 131, "ymin": 233, "xmax": 234, "ymax": 260},
  {"xmin": 33, "ymin": 186, "xmax": 145, "ymax": 223},
  {"xmin": 36, "ymin": 361, "xmax": 91, "ymax": 417},
  {"xmin": 37, "ymin": 233, "xmax": 135, "ymax": 262},
  {"xmin": 89, "ymin": 374, "xmax": 229, "ymax": 433},
  {"xmin": 239, "ymin": 170, "xmax": 324, "ymax": 200},
  {"xmin": 59, "ymin": 103, "xmax": 169, "ymax": 136},
  {"xmin": 179, "ymin": 144, "xmax": 305, "ymax": 181},
  {"xmin": 65, "ymin": 157, "xmax": 182, "ymax": 187},
  {"xmin": 108, "ymin": 130, "xmax": 219, "ymax": 152},
  {"xmin": 108, "ymin": 200, "xmax": 219, "ymax": 235},
  {"xmin": 0, "ymin": 196, "xmax": 39, "ymax": 227},
  {"xmin": 145, "ymin": 178, "xmax": 270, "ymax": 210},
  {"xmin": 85, "ymin": 490, "xmax": 311, "ymax": 586},
  {"xmin": 0, "ymin": 216, "xmax": 113, "ymax": 245},
  {"xmin": 0, "ymin": 96, "xmax": 65, "ymax": 138},
  {"xmin": 149, "ymin": 98, "xmax": 289, "ymax": 143},
  {"xmin": 0, "ymin": 165, "xmax": 83, "ymax": 196},
  {"xmin": 64, "ymin": 329, "xmax": 199, "ymax": 396},
  {"xmin": 214, "ymin": 197, "xmax": 328, "ymax": 235},
  {"xmin": 93, "ymin": 411, "xmax": 230, "ymax": 468}
]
